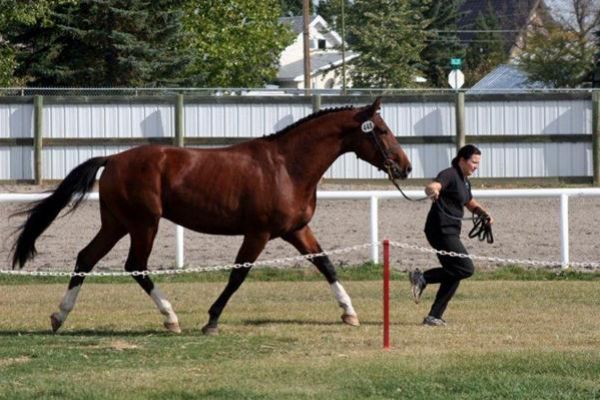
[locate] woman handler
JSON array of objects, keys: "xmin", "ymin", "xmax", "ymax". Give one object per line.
[{"xmin": 409, "ymin": 144, "xmax": 493, "ymax": 326}]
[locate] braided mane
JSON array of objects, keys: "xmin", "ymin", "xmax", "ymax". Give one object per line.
[{"xmin": 267, "ymin": 105, "xmax": 356, "ymax": 138}]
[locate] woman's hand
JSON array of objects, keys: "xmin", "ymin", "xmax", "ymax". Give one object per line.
[
  {"xmin": 467, "ymin": 200, "xmax": 494, "ymax": 225},
  {"xmin": 425, "ymin": 182, "xmax": 441, "ymax": 201}
]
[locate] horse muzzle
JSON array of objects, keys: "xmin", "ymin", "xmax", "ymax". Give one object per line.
[{"xmin": 385, "ymin": 159, "xmax": 411, "ymax": 180}]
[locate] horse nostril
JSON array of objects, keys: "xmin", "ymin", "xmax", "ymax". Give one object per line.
[{"xmin": 407, "ymin": 165, "xmax": 412, "ymax": 174}]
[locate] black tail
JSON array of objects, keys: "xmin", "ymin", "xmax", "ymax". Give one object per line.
[{"xmin": 11, "ymin": 157, "xmax": 108, "ymax": 269}]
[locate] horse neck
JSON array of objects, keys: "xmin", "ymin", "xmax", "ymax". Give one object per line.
[{"xmin": 275, "ymin": 115, "xmax": 348, "ymax": 188}]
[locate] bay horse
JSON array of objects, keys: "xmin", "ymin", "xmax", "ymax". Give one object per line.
[{"xmin": 11, "ymin": 97, "xmax": 411, "ymax": 335}]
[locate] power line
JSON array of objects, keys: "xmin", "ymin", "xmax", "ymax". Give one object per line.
[{"xmin": 431, "ymin": 30, "xmax": 522, "ymax": 33}]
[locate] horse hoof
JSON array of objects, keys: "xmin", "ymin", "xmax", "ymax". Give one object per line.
[
  {"xmin": 201, "ymin": 323, "xmax": 219, "ymax": 336},
  {"xmin": 50, "ymin": 313, "xmax": 62, "ymax": 333},
  {"xmin": 164, "ymin": 322, "xmax": 182, "ymax": 334},
  {"xmin": 341, "ymin": 314, "xmax": 360, "ymax": 327}
]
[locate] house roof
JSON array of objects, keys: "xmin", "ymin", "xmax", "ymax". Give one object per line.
[
  {"xmin": 468, "ymin": 64, "xmax": 548, "ymax": 92},
  {"xmin": 279, "ymin": 16, "xmax": 320, "ymax": 35},
  {"xmin": 278, "ymin": 51, "xmax": 358, "ymax": 82},
  {"xmin": 279, "ymin": 15, "xmax": 343, "ymax": 45}
]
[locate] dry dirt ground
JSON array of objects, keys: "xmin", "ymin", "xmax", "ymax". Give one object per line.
[{"xmin": 1, "ymin": 183, "xmax": 599, "ymax": 273}]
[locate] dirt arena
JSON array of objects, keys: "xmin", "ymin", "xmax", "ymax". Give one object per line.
[{"xmin": 1, "ymin": 183, "xmax": 599, "ymax": 272}]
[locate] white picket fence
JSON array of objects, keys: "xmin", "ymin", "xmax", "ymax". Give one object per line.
[{"xmin": 2, "ymin": 188, "xmax": 600, "ymax": 268}]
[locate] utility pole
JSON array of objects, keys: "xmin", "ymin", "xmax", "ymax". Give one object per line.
[
  {"xmin": 341, "ymin": 0, "xmax": 346, "ymax": 94},
  {"xmin": 302, "ymin": 0, "xmax": 311, "ymax": 92}
]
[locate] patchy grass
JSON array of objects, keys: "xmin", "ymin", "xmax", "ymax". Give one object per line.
[{"xmin": 1, "ymin": 280, "xmax": 599, "ymax": 399}]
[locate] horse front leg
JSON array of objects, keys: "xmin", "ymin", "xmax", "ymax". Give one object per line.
[
  {"xmin": 202, "ymin": 232, "xmax": 270, "ymax": 335},
  {"xmin": 282, "ymin": 226, "xmax": 359, "ymax": 327}
]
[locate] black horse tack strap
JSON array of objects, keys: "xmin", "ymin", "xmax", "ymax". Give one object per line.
[{"xmin": 468, "ymin": 213, "xmax": 494, "ymax": 243}]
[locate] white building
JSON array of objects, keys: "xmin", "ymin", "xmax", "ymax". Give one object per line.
[{"xmin": 277, "ymin": 15, "xmax": 358, "ymax": 89}]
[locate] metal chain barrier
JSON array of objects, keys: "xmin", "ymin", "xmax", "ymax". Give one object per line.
[
  {"xmin": 1, "ymin": 241, "xmax": 599, "ymax": 277},
  {"xmin": 388, "ymin": 241, "xmax": 600, "ymax": 271},
  {"xmin": 0, "ymin": 244, "xmax": 372, "ymax": 277}
]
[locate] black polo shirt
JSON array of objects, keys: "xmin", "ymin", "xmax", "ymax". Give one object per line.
[{"xmin": 424, "ymin": 165, "xmax": 472, "ymax": 235}]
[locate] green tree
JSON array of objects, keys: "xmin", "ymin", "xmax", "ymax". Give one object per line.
[
  {"xmin": 280, "ymin": 0, "xmax": 313, "ymax": 16},
  {"xmin": 417, "ymin": 0, "xmax": 465, "ymax": 87},
  {"xmin": 8, "ymin": 0, "xmax": 190, "ymax": 87},
  {"xmin": 346, "ymin": 0, "xmax": 426, "ymax": 88},
  {"xmin": 519, "ymin": 26, "xmax": 594, "ymax": 88},
  {"xmin": 316, "ymin": 0, "xmax": 353, "ymax": 34},
  {"xmin": 463, "ymin": 6, "xmax": 506, "ymax": 87},
  {"xmin": 0, "ymin": 0, "xmax": 74, "ymax": 85},
  {"xmin": 182, "ymin": 0, "xmax": 294, "ymax": 87}
]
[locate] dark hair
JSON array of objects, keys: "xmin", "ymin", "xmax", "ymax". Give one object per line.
[{"xmin": 451, "ymin": 144, "xmax": 481, "ymax": 168}]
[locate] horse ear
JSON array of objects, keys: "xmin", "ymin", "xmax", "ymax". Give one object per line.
[{"xmin": 366, "ymin": 97, "xmax": 382, "ymax": 117}]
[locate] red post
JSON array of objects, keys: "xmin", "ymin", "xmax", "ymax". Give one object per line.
[{"xmin": 383, "ymin": 239, "xmax": 390, "ymax": 350}]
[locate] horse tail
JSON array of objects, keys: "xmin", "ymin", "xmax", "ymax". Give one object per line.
[{"xmin": 11, "ymin": 156, "xmax": 109, "ymax": 269}]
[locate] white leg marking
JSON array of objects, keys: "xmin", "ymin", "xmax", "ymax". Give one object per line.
[
  {"xmin": 56, "ymin": 286, "xmax": 81, "ymax": 323},
  {"xmin": 330, "ymin": 281, "xmax": 356, "ymax": 316},
  {"xmin": 150, "ymin": 288, "xmax": 178, "ymax": 324}
]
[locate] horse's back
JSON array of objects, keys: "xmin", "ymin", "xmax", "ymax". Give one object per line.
[{"xmin": 98, "ymin": 143, "xmax": 298, "ymax": 235}]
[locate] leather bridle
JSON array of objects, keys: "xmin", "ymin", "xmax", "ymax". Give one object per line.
[{"xmin": 361, "ymin": 120, "xmax": 406, "ymax": 184}]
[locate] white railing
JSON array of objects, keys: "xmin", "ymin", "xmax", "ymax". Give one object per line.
[{"xmin": 2, "ymin": 188, "xmax": 600, "ymax": 268}]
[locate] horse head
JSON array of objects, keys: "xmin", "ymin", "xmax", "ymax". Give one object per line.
[{"xmin": 348, "ymin": 97, "xmax": 412, "ymax": 179}]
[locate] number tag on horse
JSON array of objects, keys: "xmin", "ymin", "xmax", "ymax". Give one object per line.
[{"xmin": 361, "ymin": 120, "xmax": 375, "ymax": 133}]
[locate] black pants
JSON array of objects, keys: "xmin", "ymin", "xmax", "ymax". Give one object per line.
[{"xmin": 423, "ymin": 231, "xmax": 474, "ymax": 319}]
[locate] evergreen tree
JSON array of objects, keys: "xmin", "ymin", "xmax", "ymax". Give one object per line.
[
  {"xmin": 182, "ymin": 0, "xmax": 294, "ymax": 87},
  {"xmin": 9, "ymin": 0, "xmax": 190, "ymax": 87},
  {"xmin": 417, "ymin": 0, "xmax": 465, "ymax": 87},
  {"xmin": 463, "ymin": 4, "xmax": 506, "ymax": 87},
  {"xmin": 346, "ymin": 0, "xmax": 426, "ymax": 88},
  {"xmin": 0, "ymin": 0, "xmax": 72, "ymax": 85},
  {"xmin": 280, "ymin": 0, "xmax": 313, "ymax": 16}
]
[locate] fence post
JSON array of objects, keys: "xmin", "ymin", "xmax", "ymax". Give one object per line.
[
  {"xmin": 312, "ymin": 94, "xmax": 321, "ymax": 113},
  {"xmin": 559, "ymin": 194, "xmax": 569, "ymax": 269},
  {"xmin": 174, "ymin": 93, "xmax": 185, "ymax": 268},
  {"xmin": 174, "ymin": 93, "xmax": 184, "ymax": 147},
  {"xmin": 33, "ymin": 95, "xmax": 43, "ymax": 185},
  {"xmin": 592, "ymin": 90, "xmax": 600, "ymax": 186},
  {"xmin": 455, "ymin": 90, "xmax": 465, "ymax": 152},
  {"xmin": 176, "ymin": 225, "xmax": 184, "ymax": 269},
  {"xmin": 370, "ymin": 196, "xmax": 379, "ymax": 264}
]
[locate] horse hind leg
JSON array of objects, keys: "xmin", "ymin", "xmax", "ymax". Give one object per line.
[
  {"xmin": 282, "ymin": 226, "xmax": 359, "ymax": 327},
  {"xmin": 125, "ymin": 224, "xmax": 181, "ymax": 333},
  {"xmin": 51, "ymin": 213, "xmax": 126, "ymax": 332}
]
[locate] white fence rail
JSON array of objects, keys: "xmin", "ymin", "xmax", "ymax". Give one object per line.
[{"xmin": 2, "ymin": 188, "xmax": 600, "ymax": 268}]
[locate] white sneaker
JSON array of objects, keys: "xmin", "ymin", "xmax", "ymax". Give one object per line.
[{"xmin": 423, "ymin": 315, "xmax": 447, "ymax": 326}]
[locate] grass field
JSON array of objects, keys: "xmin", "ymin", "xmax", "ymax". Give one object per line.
[{"xmin": 1, "ymin": 268, "xmax": 599, "ymax": 399}]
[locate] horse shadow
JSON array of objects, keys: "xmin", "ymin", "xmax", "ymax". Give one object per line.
[
  {"xmin": 0, "ymin": 329, "xmax": 186, "ymax": 337},
  {"xmin": 241, "ymin": 318, "xmax": 409, "ymax": 327},
  {"xmin": 0, "ymin": 319, "xmax": 414, "ymax": 336}
]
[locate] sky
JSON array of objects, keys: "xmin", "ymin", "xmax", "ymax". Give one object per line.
[{"xmin": 544, "ymin": 0, "xmax": 600, "ymax": 32}]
